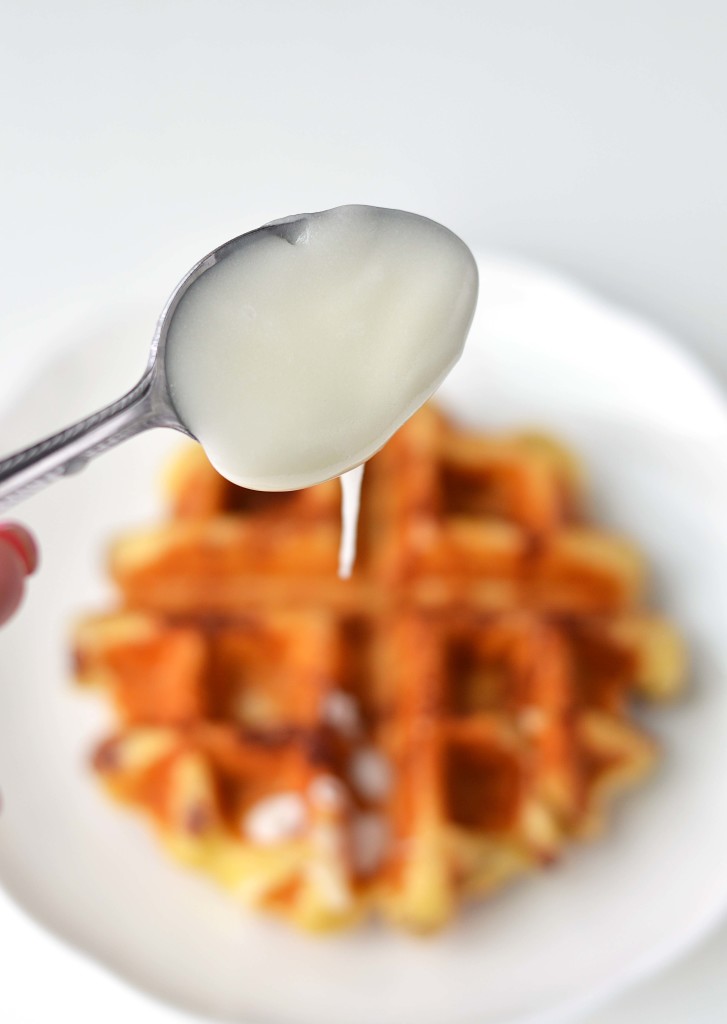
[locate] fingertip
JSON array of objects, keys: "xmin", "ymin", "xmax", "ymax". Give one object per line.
[
  {"xmin": 0, "ymin": 523, "xmax": 39, "ymax": 575},
  {"xmin": 0, "ymin": 540, "xmax": 26, "ymax": 625}
]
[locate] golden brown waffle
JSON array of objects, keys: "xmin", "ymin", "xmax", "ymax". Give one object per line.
[{"xmin": 73, "ymin": 405, "xmax": 685, "ymax": 932}]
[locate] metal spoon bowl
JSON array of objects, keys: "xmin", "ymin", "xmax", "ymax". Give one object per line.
[{"xmin": 0, "ymin": 217, "xmax": 307, "ymax": 514}]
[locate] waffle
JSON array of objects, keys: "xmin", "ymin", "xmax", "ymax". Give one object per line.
[{"xmin": 73, "ymin": 405, "xmax": 685, "ymax": 932}]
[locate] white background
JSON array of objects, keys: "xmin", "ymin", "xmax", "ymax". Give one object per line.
[{"xmin": 0, "ymin": 2, "xmax": 725, "ymax": 1021}]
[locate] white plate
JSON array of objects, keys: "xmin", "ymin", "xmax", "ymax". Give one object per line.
[{"xmin": 1, "ymin": 256, "xmax": 727, "ymax": 1024}]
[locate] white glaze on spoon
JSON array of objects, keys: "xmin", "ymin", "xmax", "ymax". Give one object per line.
[{"xmin": 165, "ymin": 205, "xmax": 478, "ymax": 492}]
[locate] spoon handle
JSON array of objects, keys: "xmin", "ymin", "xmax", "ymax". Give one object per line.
[{"xmin": 0, "ymin": 373, "xmax": 161, "ymax": 514}]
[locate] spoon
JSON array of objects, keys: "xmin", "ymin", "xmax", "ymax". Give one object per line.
[
  {"xmin": 0, "ymin": 205, "xmax": 477, "ymax": 512},
  {"xmin": 0, "ymin": 217, "xmax": 309, "ymax": 514}
]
